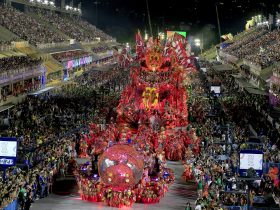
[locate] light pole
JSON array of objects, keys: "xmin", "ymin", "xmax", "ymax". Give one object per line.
[
  {"xmin": 215, "ymin": 2, "xmax": 223, "ymax": 43},
  {"xmin": 159, "ymin": 16, "xmax": 165, "ymax": 32},
  {"xmin": 94, "ymin": 1, "xmax": 100, "ymax": 27},
  {"xmin": 145, "ymin": 0, "xmax": 153, "ymax": 37}
]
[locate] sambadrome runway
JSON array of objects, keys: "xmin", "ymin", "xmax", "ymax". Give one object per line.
[{"xmin": 31, "ymin": 161, "xmax": 197, "ymax": 210}]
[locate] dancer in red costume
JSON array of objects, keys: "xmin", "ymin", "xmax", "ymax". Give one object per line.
[{"xmin": 182, "ymin": 164, "xmax": 194, "ymax": 181}]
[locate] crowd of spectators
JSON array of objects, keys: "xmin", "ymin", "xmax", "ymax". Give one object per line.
[
  {"xmin": 222, "ymin": 27, "xmax": 280, "ymax": 68},
  {"xmin": 0, "ymin": 56, "xmax": 42, "ymax": 72},
  {"xmin": 0, "ymin": 61, "xmax": 127, "ymax": 210},
  {"xmin": 92, "ymin": 45, "xmax": 112, "ymax": 54},
  {"xmin": 232, "ymin": 30, "xmax": 278, "ymax": 58},
  {"xmin": 0, "ymin": 56, "xmax": 43, "ymax": 100},
  {"xmin": 34, "ymin": 9, "xmax": 112, "ymax": 42},
  {"xmin": 75, "ymin": 66, "xmax": 130, "ymax": 91},
  {"xmin": 52, "ymin": 50, "xmax": 90, "ymax": 62},
  {"xmin": 187, "ymin": 62, "xmax": 280, "ymax": 209},
  {"xmin": 0, "ymin": 93, "xmax": 90, "ymax": 209},
  {"xmin": 0, "ymin": 5, "xmax": 113, "ymax": 45},
  {"xmin": 0, "ymin": 55, "xmax": 43, "ymax": 101},
  {"xmin": 0, "ymin": 135, "xmax": 76, "ymax": 210},
  {"xmin": 72, "ymin": 18, "xmax": 113, "ymax": 41},
  {"xmin": 243, "ymin": 29, "xmax": 280, "ymax": 68},
  {"xmin": 4, "ymin": 79, "xmax": 42, "ymax": 100},
  {"xmin": 223, "ymin": 28, "xmax": 268, "ymax": 54},
  {"xmin": 0, "ymin": 5, "xmax": 65, "ymax": 45}
]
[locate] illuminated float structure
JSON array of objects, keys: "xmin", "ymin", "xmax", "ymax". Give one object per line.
[{"xmin": 75, "ymin": 31, "xmax": 198, "ymax": 207}]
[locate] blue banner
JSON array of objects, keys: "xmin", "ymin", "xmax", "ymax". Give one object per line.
[{"xmin": 3, "ymin": 200, "xmax": 18, "ymax": 210}]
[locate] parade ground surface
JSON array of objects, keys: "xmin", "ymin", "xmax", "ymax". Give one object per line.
[{"xmin": 31, "ymin": 161, "xmax": 197, "ymax": 210}]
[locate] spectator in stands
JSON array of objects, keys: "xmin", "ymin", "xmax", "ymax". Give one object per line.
[
  {"xmin": 52, "ymin": 50, "xmax": 90, "ymax": 62},
  {"xmin": 0, "ymin": 5, "xmax": 65, "ymax": 45},
  {"xmin": 222, "ymin": 28, "xmax": 280, "ymax": 68},
  {"xmin": 32, "ymin": 8, "xmax": 113, "ymax": 42},
  {"xmin": 181, "ymin": 66, "xmax": 280, "ymax": 209},
  {"xmin": 0, "ymin": 64, "xmax": 125, "ymax": 209}
]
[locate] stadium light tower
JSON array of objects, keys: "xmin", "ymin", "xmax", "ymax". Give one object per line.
[
  {"xmin": 258, "ymin": 14, "xmax": 262, "ymax": 22},
  {"xmin": 145, "ymin": 0, "xmax": 153, "ymax": 37},
  {"xmin": 61, "ymin": 0, "xmax": 65, "ymax": 10},
  {"xmin": 215, "ymin": 2, "xmax": 224, "ymax": 43},
  {"xmin": 94, "ymin": 1, "xmax": 101, "ymax": 27}
]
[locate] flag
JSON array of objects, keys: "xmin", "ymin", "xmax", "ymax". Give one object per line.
[
  {"xmin": 135, "ymin": 30, "xmax": 145, "ymax": 59},
  {"xmin": 172, "ymin": 39, "xmax": 191, "ymax": 68},
  {"xmin": 146, "ymin": 37, "xmax": 154, "ymax": 50},
  {"xmin": 163, "ymin": 38, "xmax": 172, "ymax": 58},
  {"xmin": 118, "ymin": 48, "xmax": 132, "ymax": 68}
]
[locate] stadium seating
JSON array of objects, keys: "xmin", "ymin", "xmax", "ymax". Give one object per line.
[
  {"xmin": 0, "ymin": 5, "xmax": 113, "ymax": 45},
  {"xmin": 52, "ymin": 50, "xmax": 90, "ymax": 62},
  {"xmin": 0, "ymin": 5, "xmax": 65, "ymax": 45},
  {"xmin": 222, "ymin": 28, "xmax": 280, "ymax": 68},
  {"xmin": 0, "ymin": 56, "xmax": 41, "ymax": 72},
  {"xmin": 34, "ymin": 9, "xmax": 112, "ymax": 42}
]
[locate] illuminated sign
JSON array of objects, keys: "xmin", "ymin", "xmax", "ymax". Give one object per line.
[
  {"xmin": 0, "ymin": 138, "xmax": 17, "ymax": 167},
  {"xmin": 166, "ymin": 31, "xmax": 187, "ymax": 38}
]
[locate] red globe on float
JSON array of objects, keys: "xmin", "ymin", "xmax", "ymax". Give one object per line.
[{"xmin": 98, "ymin": 144, "xmax": 144, "ymax": 191}]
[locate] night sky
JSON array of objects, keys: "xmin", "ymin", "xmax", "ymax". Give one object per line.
[{"xmin": 76, "ymin": 0, "xmax": 279, "ymax": 43}]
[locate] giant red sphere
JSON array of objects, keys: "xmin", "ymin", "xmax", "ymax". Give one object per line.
[{"xmin": 98, "ymin": 144, "xmax": 144, "ymax": 190}]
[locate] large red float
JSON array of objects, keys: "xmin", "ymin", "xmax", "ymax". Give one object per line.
[{"xmin": 75, "ymin": 32, "xmax": 198, "ymax": 207}]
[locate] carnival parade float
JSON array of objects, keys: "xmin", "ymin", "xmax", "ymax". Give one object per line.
[{"xmin": 74, "ymin": 31, "xmax": 199, "ymax": 207}]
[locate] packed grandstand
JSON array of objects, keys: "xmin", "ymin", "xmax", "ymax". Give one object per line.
[{"xmin": 0, "ymin": 1, "xmax": 280, "ymax": 210}]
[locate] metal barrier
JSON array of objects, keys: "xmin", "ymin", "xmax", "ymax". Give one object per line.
[
  {"xmin": 0, "ymin": 65, "xmax": 45, "ymax": 85},
  {"xmin": 0, "ymin": 44, "xmax": 13, "ymax": 52},
  {"xmin": 36, "ymin": 42, "xmax": 71, "ymax": 49}
]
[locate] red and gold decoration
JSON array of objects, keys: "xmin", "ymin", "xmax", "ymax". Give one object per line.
[{"xmin": 142, "ymin": 87, "xmax": 159, "ymax": 109}]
